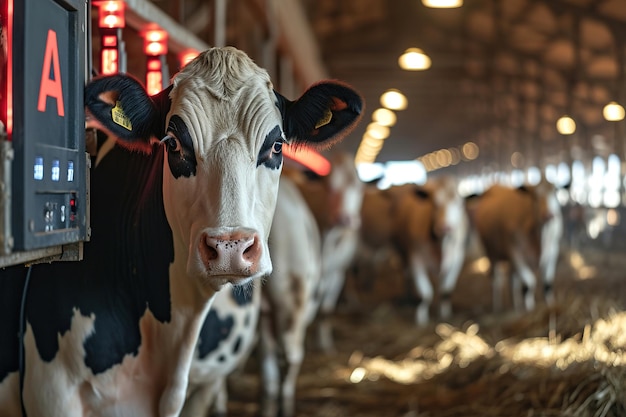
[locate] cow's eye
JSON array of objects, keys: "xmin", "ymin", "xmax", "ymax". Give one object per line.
[
  {"xmin": 271, "ymin": 140, "xmax": 283, "ymax": 155},
  {"xmin": 161, "ymin": 134, "xmax": 182, "ymax": 153}
]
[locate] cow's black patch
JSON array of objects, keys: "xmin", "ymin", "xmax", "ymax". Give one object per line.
[
  {"xmin": 21, "ymin": 144, "xmax": 174, "ymax": 375},
  {"xmin": 232, "ymin": 336, "xmax": 242, "ymax": 355},
  {"xmin": 164, "ymin": 115, "xmax": 198, "ymax": 178},
  {"xmin": 230, "ymin": 283, "xmax": 254, "ymax": 306},
  {"xmin": 197, "ymin": 310, "xmax": 235, "ymax": 360},
  {"xmin": 257, "ymin": 125, "xmax": 283, "ymax": 170},
  {"xmin": 0, "ymin": 266, "xmax": 28, "ymax": 382}
]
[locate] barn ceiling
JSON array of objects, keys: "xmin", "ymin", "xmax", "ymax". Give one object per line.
[
  {"xmin": 143, "ymin": 0, "xmax": 626, "ymax": 172},
  {"xmin": 299, "ymin": 0, "xmax": 626, "ymax": 172}
]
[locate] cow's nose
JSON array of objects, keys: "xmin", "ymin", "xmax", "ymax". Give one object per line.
[{"xmin": 199, "ymin": 230, "xmax": 261, "ymax": 275}]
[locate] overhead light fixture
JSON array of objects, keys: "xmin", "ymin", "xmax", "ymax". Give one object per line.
[
  {"xmin": 603, "ymin": 101, "xmax": 625, "ymax": 122},
  {"xmin": 380, "ymin": 89, "xmax": 408, "ymax": 111},
  {"xmin": 366, "ymin": 122, "xmax": 390, "ymax": 140},
  {"xmin": 422, "ymin": 0, "xmax": 463, "ymax": 8},
  {"xmin": 398, "ymin": 48, "xmax": 431, "ymax": 71},
  {"xmin": 372, "ymin": 108, "xmax": 397, "ymax": 127},
  {"xmin": 556, "ymin": 115, "xmax": 576, "ymax": 135}
]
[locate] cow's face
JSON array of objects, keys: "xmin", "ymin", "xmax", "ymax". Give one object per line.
[
  {"xmin": 84, "ymin": 47, "xmax": 363, "ymax": 293},
  {"xmin": 430, "ymin": 177, "xmax": 466, "ymax": 238},
  {"xmin": 162, "ymin": 51, "xmax": 284, "ymax": 289}
]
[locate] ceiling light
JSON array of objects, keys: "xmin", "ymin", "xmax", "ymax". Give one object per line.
[
  {"xmin": 380, "ymin": 89, "xmax": 408, "ymax": 111},
  {"xmin": 603, "ymin": 101, "xmax": 625, "ymax": 122},
  {"xmin": 372, "ymin": 108, "xmax": 397, "ymax": 127},
  {"xmin": 366, "ymin": 122, "xmax": 390, "ymax": 140},
  {"xmin": 398, "ymin": 48, "xmax": 431, "ymax": 71},
  {"xmin": 556, "ymin": 115, "xmax": 576, "ymax": 135},
  {"xmin": 422, "ymin": 0, "xmax": 463, "ymax": 8}
]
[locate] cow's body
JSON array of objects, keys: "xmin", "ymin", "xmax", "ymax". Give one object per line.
[
  {"xmin": 359, "ymin": 176, "xmax": 469, "ymax": 325},
  {"xmin": 467, "ymin": 180, "xmax": 560, "ymax": 312},
  {"xmin": 259, "ymin": 175, "xmax": 322, "ymax": 417},
  {"xmin": 0, "ymin": 47, "xmax": 362, "ymax": 417},
  {"xmin": 182, "ymin": 283, "xmax": 260, "ymax": 417},
  {"xmin": 284, "ymin": 152, "xmax": 364, "ymax": 351}
]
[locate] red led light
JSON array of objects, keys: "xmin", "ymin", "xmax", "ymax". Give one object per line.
[
  {"xmin": 146, "ymin": 71, "xmax": 162, "ymax": 95},
  {"xmin": 147, "ymin": 59, "xmax": 161, "ymax": 71},
  {"xmin": 143, "ymin": 28, "xmax": 167, "ymax": 56},
  {"xmin": 101, "ymin": 48, "xmax": 118, "ymax": 75},
  {"xmin": 97, "ymin": 0, "xmax": 125, "ymax": 29},
  {"xmin": 179, "ymin": 50, "xmax": 199, "ymax": 67},
  {"xmin": 2, "ymin": 0, "xmax": 14, "ymax": 140},
  {"xmin": 102, "ymin": 35, "xmax": 118, "ymax": 47}
]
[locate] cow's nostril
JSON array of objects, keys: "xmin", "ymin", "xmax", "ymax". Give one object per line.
[
  {"xmin": 203, "ymin": 237, "xmax": 219, "ymax": 261},
  {"xmin": 242, "ymin": 235, "xmax": 261, "ymax": 263}
]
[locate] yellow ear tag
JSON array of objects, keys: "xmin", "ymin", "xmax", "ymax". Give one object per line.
[
  {"xmin": 111, "ymin": 101, "xmax": 133, "ymax": 131},
  {"xmin": 315, "ymin": 108, "xmax": 333, "ymax": 129}
]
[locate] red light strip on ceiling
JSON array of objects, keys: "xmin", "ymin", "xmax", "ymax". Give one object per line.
[
  {"xmin": 5, "ymin": 0, "xmax": 13, "ymax": 140},
  {"xmin": 283, "ymin": 144, "xmax": 331, "ymax": 176}
]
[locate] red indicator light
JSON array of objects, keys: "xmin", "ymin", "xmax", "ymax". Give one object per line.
[
  {"xmin": 101, "ymin": 48, "xmax": 118, "ymax": 75},
  {"xmin": 179, "ymin": 50, "xmax": 199, "ymax": 68},
  {"xmin": 143, "ymin": 28, "xmax": 168, "ymax": 56},
  {"xmin": 147, "ymin": 58, "xmax": 161, "ymax": 71},
  {"xmin": 2, "ymin": 0, "xmax": 14, "ymax": 140},
  {"xmin": 96, "ymin": 0, "xmax": 125, "ymax": 29},
  {"xmin": 102, "ymin": 35, "xmax": 118, "ymax": 47},
  {"xmin": 146, "ymin": 71, "xmax": 162, "ymax": 96}
]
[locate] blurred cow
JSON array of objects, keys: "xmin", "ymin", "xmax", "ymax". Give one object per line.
[
  {"xmin": 466, "ymin": 179, "xmax": 563, "ymax": 312},
  {"xmin": 283, "ymin": 152, "xmax": 364, "ymax": 352},
  {"xmin": 0, "ymin": 47, "xmax": 362, "ymax": 417},
  {"xmin": 359, "ymin": 176, "xmax": 469, "ymax": 325},
  {"xmin": 259, "ymin": 175, "xmax": 323, "ymax": 417}
]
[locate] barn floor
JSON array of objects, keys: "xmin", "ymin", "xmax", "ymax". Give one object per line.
[{"xmin": 224, "ymin": 244, "xmax": 626, "ymax": 417}]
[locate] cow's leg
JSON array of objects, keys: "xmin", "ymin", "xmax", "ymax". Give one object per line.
[
  {"xmin": 510, "ymin": 249, "xmax": 536, "ymax": 311},
  {"xmin": 511, "ymin": 272, "xmax": 524, "ymax": 311},
  {"xmin": 539, "ymin": 245, "xmax": 559, "ymax": 307},
  {"xmin": 410, "ymin": 252, "xmax": 433, "ymax": 326},
  {"xmin": 259, "ymin": 312, "xmax": 280, "ymax": 417},
  {"xmin": 180, "ymin": 382, "xmax": 221, "ymax": 417},
  {"xmin": 491, "ymin": 261, "xmax": 507, "ymax": 313},
  {"xmin": 213, "ymin": 378, "xmax": 228, "ymax": 417},
  {"xmin": 279, "ymin": 326, "xmax": 306, "ymax": 417},
  {"xmin": 317, "ymin": 270, "xmax": 345, "ymax": 353},
  {"xmin": 438, "ymin": 238, "xmax": 465, "ymax": 320}
]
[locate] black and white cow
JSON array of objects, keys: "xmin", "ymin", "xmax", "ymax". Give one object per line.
[
  {"xmin": 182, "ymin": 282, "xmax": 260, "ymax": 417},
  {"xmin": 0, "ymin": 46, "xmax": 362, "ymax": 417}
]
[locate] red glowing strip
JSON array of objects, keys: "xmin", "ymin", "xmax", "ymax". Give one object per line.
[
  {"xmin": 283, "ymin": 144, "xmax": 331, "ymax": 176},
  {"xmin": 101, "ymin": 48, "xmax": 118, "ymax": 74},
  {"xmin": 102, "ymin": 35, "xmax": 118, "ymax": 47},
  {"xmin": 6, "ymin": 0, "xmax": 13, "ymax": 140},
  {"xmin": 146, "ymin": 71, "xmax": 162, "ymax": 95}
]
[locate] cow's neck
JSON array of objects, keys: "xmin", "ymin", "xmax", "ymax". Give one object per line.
[{"xmin": 91, "ymin": 143, "xmax": 215, "ymax": 414}]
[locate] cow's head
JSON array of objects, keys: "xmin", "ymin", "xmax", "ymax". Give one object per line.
[
  {"xmin": 85, "ymin": 47, "xmax": 363, "ymax": 293},
  {"xmin": 290, "ymin": 151, "xmax": 364, "ymax": 231}
]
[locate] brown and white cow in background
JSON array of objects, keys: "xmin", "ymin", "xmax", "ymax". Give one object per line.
[
  {"xmin": 0, "ymin": 46, "xmax": 362, "ymax": 417},
  {"xmin": 466, "ymin": 179, "xmax": 562, "ymax": 312},
  {"xmin": 283, "ymin": 152, "xmax": 365, "ymax": 352},
  {"xmin": 359, "ymin": 176, "xmax": 469, "ymax": 325}
]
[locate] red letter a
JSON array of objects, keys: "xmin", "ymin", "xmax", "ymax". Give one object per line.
[{"xmin": 37, "ymin": 30, "xmax": 65, "ymax": 116}]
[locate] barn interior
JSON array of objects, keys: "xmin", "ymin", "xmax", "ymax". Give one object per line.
[{"xmin": 26, "ymin": 0, "xmax": 626, "ymax": 415}]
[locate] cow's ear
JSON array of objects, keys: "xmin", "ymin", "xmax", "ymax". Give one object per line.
[
  {"xmin": 85, "ymin": 74, "xmax": 172, "ymax": 142},
  {"xmin": 276, "ymin": 81, "xmax": 363, "ymax": 149}
]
